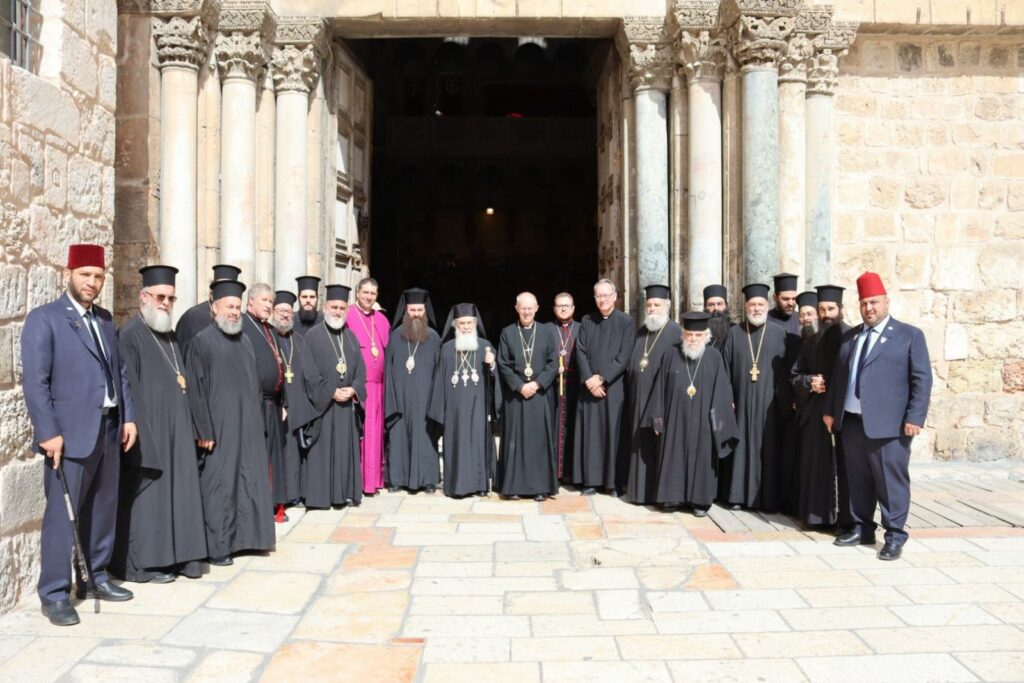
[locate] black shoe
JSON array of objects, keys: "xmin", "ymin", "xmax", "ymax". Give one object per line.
[
  {"xmin": 424, "ymin": 485, "xmax": 437, "ymax": 494},
  {"xmin": 728, "ymin": 503, "xmax": 742, "ymax": 511},
  {"xmin": 607, "ymin": 489, "xmax": 621, "ymax": 498},
  {"xmin": 580, "ymin": 487, "xmax": 597, "ymax": 496},
  {"xmin": 475, "ymin": 491, "xmax": 489, "ymax": 497},
  {"xmin": 78, "ymin": 581, "xmax": 134, "ymax": 602},
  {"xmin": 208, "ymin": 556, "xmax": 233, "ymax": 567},
  {"xmin": 833, "ymin": 531, "xmax": 877, "ymax": 547},
  {"xmin": 388, "ymin": 486, "xmax": 401, "ymax": 493},
  {"xmin": 534, "ymin": 494, "xmax": 547, "ymax": 502},
  {"xmin": 878, "ymin": 541, "xmax": 903, "ymax": 561},
  {"xmin": 41, "ymin": 599, "xmax": 79, "ymax": 626},
  {"xmin": 693, "ymin": 508, "xmax": 709, "ymax": 518},
  {"xmin": 149, "ymin": 571, "xmax": 176, "ymax": 584}
]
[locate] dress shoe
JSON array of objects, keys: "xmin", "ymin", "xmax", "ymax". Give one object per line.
[
  {"xmin": 693, "ymin": 508, "xmax": 709, "ymax": 518},
  {"xmin": 41, "ymin": 599, "xmax": 80, "ymax": 626},
  {"xmin": 149, "ymin": 571, "xmax": 176, "ymax": 584},
  {"xmin": 833, "ymin": 530, "xmax": 876, "ymax": 547},
  {"xmin": 78, "ymin": 581, "xmax": 134, "ymax": 602},
  {"xmin": 534, "ymin": 494, "xmax": 547, "ymax": 502},
  {"xmin": 424, "ymin": 485, "xmax": 437, "ymax": 494},
  {"xmin": 728, "ymin": 503, "xmax": 742, "ymax": 511},
  {"xmin": 208, "ymin": 556, "xmax": 233, "ymax": 567},
  {"xmin": 579, "ymin": 487, "xmax": 597, "ymax": 496},
  {"xmin": 388, "ymin": 486, "xmax": 401, "ymax": 493},
  {"xmin": 607, "ymin": 489, "xmax": 621, "ymax": 498},
  {"xmin": 878, "ymin": 541, "xmax": 903, "ymax": 561}
]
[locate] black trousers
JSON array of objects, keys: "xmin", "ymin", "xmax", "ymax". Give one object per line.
[{"xmin": 839, "ymin": 412, "xmax": 912, "ymax": 545}]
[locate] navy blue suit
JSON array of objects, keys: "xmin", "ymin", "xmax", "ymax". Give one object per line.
[
  {"xmin": 824, "ymin": 317, "xmax": 931, "ymax": 545},
  {"xmin": 22, "ymin": 293, "xmax": 135, "ymax": 604}
]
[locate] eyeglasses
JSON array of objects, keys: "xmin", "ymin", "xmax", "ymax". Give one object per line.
[
  {"xmin": 145, "ymin": 291, "xmax": 178, "ymax": 304},
  {"xmin": 554, "ymin": 304, "xmax": 574, "ymax": 309}
]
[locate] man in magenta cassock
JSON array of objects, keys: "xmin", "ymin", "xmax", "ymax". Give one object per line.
[{"xmin": 348, "ymin": 277, "xmax": 391, "ymax": 494}]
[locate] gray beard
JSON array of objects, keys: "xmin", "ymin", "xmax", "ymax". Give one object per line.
[
  {"xmin": 683, "ymin": 342, "xmax": 706, "ymax": 361},
  {"xmin": 746, "ymin": 312, "xmax": 766, "ymax": 326},
  {"xmin": 216, "ymin": 316, "xmax": 242, "ymax": 335},
  {"xmin": 644, "ymin": 312, "xmax": 669, "ymax": 332},
  {"xmin": 454, "ymin": 330, "xmax": 479, "ymax": 352},
  {"xmin": 401, "ymin": 315, "xmax": 430, "ymax": 343},
  {"xmin": 141, "ymin": 303, "xmax": 172, "ymax": 333},
  {"xmin": 324, "ymin": 313, "xmax": 345, "ymax": 330},
  {"xmin": 273, "ymin": 318, "xmax": 294, "ymax": 335}
]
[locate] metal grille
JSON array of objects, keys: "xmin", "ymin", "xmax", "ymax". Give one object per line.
[{"xmin": 1, "ymin": 0, "xmax": 41, "ymax": 70}]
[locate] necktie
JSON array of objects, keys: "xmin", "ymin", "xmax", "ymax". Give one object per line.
[
  {"xmin": 86, "ymin": 310, "xmax": 116, "ymax": 402},
  {"xmin": 854, "ymin": 326, "xmax": 873, "ymax": 400}
]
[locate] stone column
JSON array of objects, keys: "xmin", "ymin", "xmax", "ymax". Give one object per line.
[
  {"xmin": 620, "ymin": 19, "xmax": 673, "ymax": 298},
  {"xmin": 152, "ymin": 0, "xmax": 217, "ymax": 320},
  {"xmin": 272, "ymin": 17, "xmax": 324, "ymax": 288},
  {"xmin": 777, "ymin": 30, "xmax": 813, "ymax": 281},
  {"xmin": 214, "ymin": 2, "xmax": 276, "ymax": 282},
  {"xmin": 805, "ymin": 23, "xmax": 856, "ymax": 288},
  {"xmin": 668, "ymin": 69, "xmax": 686, "ymax": 318},
  {"xmin": 677, "ymin": 22, "xmax": 727, "ymax": 311},
  {"xmin": 724, "ymin": 0, "xmax": 800, "ymax": 285}
]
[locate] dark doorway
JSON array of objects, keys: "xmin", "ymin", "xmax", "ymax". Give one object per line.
[{"xmin": 350, "ymin": 37, "xmax": 605, "ymax": 339}]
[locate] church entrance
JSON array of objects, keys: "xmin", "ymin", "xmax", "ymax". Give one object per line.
[{"xmin": 348, "ymin": 37, "xmax": 606, "ymax": 337}]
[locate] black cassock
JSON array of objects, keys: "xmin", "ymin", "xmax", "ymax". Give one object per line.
[
  {"xmin": 773, "ymin": 317, "xmax": 803, "ymax": 517},
  {"xmin": 719, "ymin": 321, "xmax": 788, "ymax": 510},
  {"xmin": 302, "ymin": 324, "xmax": 366, "ymax": 508},
  {"xmin": 791, "ymin": 322, "xmax": 851, "ymax": 527},
  {"xmin": 496, "ymin": 323, "xmax": 559, "ymax": 497},
  {"xmin": 175, "ymin": 301, "xmax": 213, "ymax": 357},
  {"xmin": 570, "ymin": 310, "xmax": 636, "ymax": 490},
  {"xmin": 709, "ymin": 319, "xmax": 734, "ymax": 353},
  {"xmin": 185, "ymin": 325, "xmax": 275, "ymax": 557},
  {"xmin": 646, "ymin": 346, "xmax": 738, "ymax": 508},
  {"xmin": 427, "ymin": 339, "xmax": 499, "ymax": 497},
  {"xmin": 242, "ymin": 314, "xmax": 286, "ymax": 505},
  {"xmin": 294, "ymin": 312, "xmax": 324, "ymax": 337},
  {"xmin": 768, "ymin": 308, "xmax": 801, "ymax": 336},
  {"xmin": 625, "ymin": 321, "xmax": 682, "ymax": 504},
  {"xmin": 112, "ymin": 316, "xmax": 206, "ymax": 581},
  {"xmin": 553, "ymin": 321, "xmax": 580, "ymax": 480},
  {"xmin": 384, "ymin": 326, "xmax": 442, "ymax": 491},
  {"xmin": 276, "ymin": 330, "xmax": 318, "ymax": 504}
]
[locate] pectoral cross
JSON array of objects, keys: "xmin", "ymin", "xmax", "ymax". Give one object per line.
[
  {"xmin": 749, "ymin": 365, "xmax": 760, "ymax": 382},
  {"xmin": 284, "ymin": 368, "xmax": 294, "ymax": 384}
]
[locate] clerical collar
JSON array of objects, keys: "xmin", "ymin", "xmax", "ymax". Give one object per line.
[
  {"xmin": 519, "ymin": 322, "xmax": 534, "ymax": 329},
  {"xmin": 358, "ymin": 306, "xmax": 374, "ymax": 316}
]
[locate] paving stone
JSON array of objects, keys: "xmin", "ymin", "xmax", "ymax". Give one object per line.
[
  {"xmin": 667, "ymin": 658, "xmax": 805, "ymax": 682},
  {"xmin": 901, "ymin": 551, "xmax": 984, "ymax": 568},
  {"xmin": 644, "ymin": 591, "xmax": 710, "ymax": 613},
  {"xmin": 859, "ymin": 624, "xmax": 1024, "ymax": 654},
  {"xmin": 395, "ymin": 532, "xmax": 524, "ymax": 546},
  {"xmin": 980, "ymin": 602, "xmax": 1024, "ymax": 624},
  {"xmin": 730, "ymin": 569, "xmax": 871, "ymax": 589},
  {"xmin": 596, "ymin": 589, "xmax": 644, "ymax": 620},
  {"xmin": 68, "ymin": 664, "xmax": 178, "ymax": 682},
  {"xmin": 684, "ymin": 564, "xmax": 739, "ymax": 591},
  {"xmin": 523, "ymin": 516, "xmax": 570, "ymax": 542},
  {"xmin": 541, "ymin": 661, "xmax": 672, "ymax": 682},
  {"xmin": 897, "ymin": 583, "xmax": 1019, "ymax": 604},
  {"xmin": 540, "ymin": 497, "xmax": 593, "ymax": 515},
  {"xmin": 954, "ymin": 651, "xmax": 1024, "ymax": 682},
  {"xmin": 796, "ymin": 653, "xmax": 977, "ymax": 682},
  {"xmin": 966, "ymin": 550, "xmax": 1024, "ymax": 567},
  {"xmin": 416, "ymin": 562, "xmax": 493, "ymax": 577},
  {"xmin": 343, "ymin": 545, "xmax": 420, "ymax": 569},
  {"xmin": 422, "ymin": 637, "xmax": 511, "ymax": 663},
  {"xmin": 207, "ymin": 571, "xmax": 321, "ymax": 614},
  {"xmin": 941, "ymin": 566, "xmax": 1024, "ymax": 584},
  {"xmin": 330, "ymin": 527, "xmax": 395, "ymax": 544},
  {"xmin": 421, "ymin": 662, "xmax": 539, "ymax": 683},
  {"xmin": 403, "ymin": 615, "xmax": 531, "ymax": 638},
  {"xmin": 706, "ymin": 541, "xmax": 795, "ymax": 558},
  {"xmin": 378, "ymin": 513, "xmax": 451, "ymax": 525},
  {"xmin": 186, "ymin": 651, "xmax": 264, "ymax": 682},
  {"xmin": 0, "ymin": 609, "xmax": 179, "ymax": 640},
  {"xmin": 261, "ymin": 642, "xmax": 421, "ymax": 682},
  {"xmin": 636, "ymin": 567, "xmax": 693, "ymax": 590},
  {"xmin": 510, "ymin": 636, "xmax": 618, "ymax": 662},
  {"xmin": 420, "ymin": 546, "xmax": 493, "ymax": 562},
  {"xmin": 162, "ymin": 609, "xmax": 298, "ymax": 653},
  {"xmin": 560, "ymin": 568, "xmax": 638, "ymax": 591},
  {"xmin": 495, "ymin": 562, "xmax": 572, "ymax": 577},
  {"xmin": 412, "ymin": 577, "xmax": 557, "ymax": 596},
  {"xmin": 703, "ymin": 589, "xmax": 806, "ymax": 611},
  {"xmin": 324, "ymin": 569, "xmax": 412, "ymax": 594},
  {"xmin": 506, "ymin": 591, "xmax": 595, "ymax": 616},
  {"xmin": 0, "ymin": 637, "xmax": 99, "ymax": 680},
  {"xmin": 286, "ymin": 522, "xmax": 339, "ymax": 543},
  {"xmin": 98, "ymin": 581, "xmax": 217, "ymax": 615},
  {"xmin": 530, "ymin": 615, "xmax": 657, "ymax": 637},
  {"xmin": 653, "ymin": 610, "xmax": 789, "ymax": 635},
  {"xmin": 891, "ymin": 603, "xmax": 1004, "ymax": 626},
  {"xmin": 615, "ymin": 634, "xmax": 741, "ymax": 660},
  {"xmin": 84, "ymin": 643, "xmax": 197, "ymax": 667},
  {"xmin": 734, "ymin": 630, "xmax": 872, "ymax": 658},
  {"xmin": 0, "ymin": 635, "xmax": 32, "ymax": 662},
  {"xmin": 496, "ymin": 542, "xmax": 571, "ymax": 563},
  {"xmin": 721, "ymin": 556, "xmax": 831, "ymax": 572},
  {"xmin": 858, "ymin": 567, "xmax": 958, "ymax": 586},
  {"xmin": 409, "ymin": 595, "xmax": 504, "ymax": 616},
  {"xmin": 779, "ymin": 606, "xmax": 904, "ymax": 630},
  {"xmin": 256, "ymin": 542, "xmax": 347, "ymax": 573},
  {"xmin": 294, "ymin": 592, "xmax": 408, "ymax": 643},
  {"xmin": 461, "ymin": 523, "xmax": 524, "ymax": 534}
]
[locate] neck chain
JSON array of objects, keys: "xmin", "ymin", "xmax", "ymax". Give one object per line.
[
  {"xmin": 684, "ymin": 350, "xmax": 704, "ymax": 399},
  {"xmin": 355, "ymin": 307, "xmax": 380, "ymax": 360},
  {"xmin": 557, "ymin": 322, "xmax": 574, "ymax": 396},
  {"xmin": 518, "ymin": 323, "xmax": 537, "ymax": 380},
  {"xmin": 143, "ymin": 316, "xmax": 186, "ymax": 393},
  {"xmin": 746, "ymin": 321, "xmax": 766, "ymax": 382},
  {"xmin": 276, "ymin": 333, "xmax": 295, "ymax": 384},
  {"xmin": 452, "ymin": 348, "xmax": 480, "ymax": 387},
  {"xmin": 325, "ymin": 322, "xmax": 348, "ymax": 377},
  {"xmin": 639, "ymin": 324, "xmax": 667, "ymax": 372},
  {"xmin": 406, "ymin": 339, "xmax": 420, "ymax": 374}
]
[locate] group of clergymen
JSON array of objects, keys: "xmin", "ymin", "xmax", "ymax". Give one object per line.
[{"xmin": 24, "ymin": 243, "xmax": 933, "ymax": 626}]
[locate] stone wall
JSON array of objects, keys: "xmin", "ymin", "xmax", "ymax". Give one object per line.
[
  {"xmin": 0, "ymin": 0, "xmax": 118, "ymax": 611},
  {"xmin": 834, "ymin": 34, "xmax": 1024, "ymax": 461}
]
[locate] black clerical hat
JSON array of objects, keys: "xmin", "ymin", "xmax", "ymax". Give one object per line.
[
  {"xmin": 815, "ymin": 284, "xmax": 845, "ymax": 304},
  {"xmin": 773, "ymin": 272, "xmax": 798, "ymax": 292},
  {"xmin": 139, "ymin": 265, "xmax": 178, "ymax": 287},
  {"xmin": 681, "ymin": 312, "xmax": 710, "ymax": 332},
  {"xmin": 796, "ymin": 291, "xmax": 818, "ymax": 309},
  {"xmin": 211, "ymin": 280, "xmax": 246, "ymax": 300},
  {"xmin": 703, "ymin": 284, "xmax": 728, "ymax": 302},
  {"xmin": 742, "ymin": 283, "xmax": 770, "ymax": 301},
  {"xmin": 442, "ymin": 302, "xmax": 488, "ymax": 341},
  {"xmin": 296, "ymin": 275, "xmax": 321, "ymax": 294},
  {"xmin": 212, "ymin": 264, "xmax": 241, "ymax": 282},
  {"xmin": 275, "ymin": 290, "xmax": 296, "ymax": 307},
  {"xmin": 324, "ymin": 284, "xmax": 351, "ymax": 302},
  {"xmin": 644, "ymin": 284, "xmax": 671, "ymax": 301},
  {"xmin": 391, "ymin": 287, "xmax": 437, "ymax": 328}
]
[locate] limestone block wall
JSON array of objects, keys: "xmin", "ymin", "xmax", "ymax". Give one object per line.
[
  {"xmin": 0, "ymin": 0, "xmax": 118, "ymax": 611},
  {"xmin": 834, "ymin": 34, "xmax": 1024, "ymax": 461}
]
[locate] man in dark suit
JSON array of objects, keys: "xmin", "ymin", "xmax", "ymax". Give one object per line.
[
  {"xmin": 823, "ymin": 272, "xmax": 932, "ymax": 561},
  {"xmin": 22, "ymin": 244, "xmax": 138, "ymax": 625}
]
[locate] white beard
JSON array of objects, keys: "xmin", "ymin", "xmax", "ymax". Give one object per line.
[
  {"xmin": 454, "ymin": 330, "xmax": 479, "ymax": 352},
  {"xmin": 216, "ymin": 315, "xmax": 242, "ymax": 335},
  {"xmin": 324, "ymin": 312, "xmax": 346, "ymax": 330},
  {"xmin": 746, "ymin": 312, "xmax": 767, "ymax": 326},
  {"xmin": 683, "ymin": 339, "xmax": 707, "ymax": 361},
  {"xmin": 141, "ymin": 302, "xmax": 172, "ymax": 333},
  {"xmin": 644, "ymin": 312, "xmax": 669, "ymax": 332},
  {"xmin": 273, "ymin": 317, "xmax": 294, "ymax": 334}
]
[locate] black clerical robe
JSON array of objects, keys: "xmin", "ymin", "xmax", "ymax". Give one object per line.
[
  {"xmin": 302, "ymin": 324, "xmax": 366, "ymax": 508},
  {"xmin": 496, "ymin": 323, "xmax": 559, "ymax": 497},
  {"xmin": 294, "ymin": 311, "xmax": 324, "ymax": 337},
  {"xmin": 276, "ymin": 330, "xmax": 317, "ymax": 504},
  {"xmin": 709, "ymin": 318, "xmax": 734, "ymax": 353},
  {"xmin": 570, "ymin": 310, "xmax": 636, "ymax": 490},
  {"xmin": 719, "ymin": 321, "xmax": 788, "ymax": 510},
  {"xmin": 175, "ymin": 301, "xmax": 213, "ymax": 358},
  {"xmin": 112, "ymin": 316, "xmax": 206, "ymax": 581},
  {"xmin": 646, "ymin": 346, "xmax": 738, "ymax": 509},
  {"xmin": 185, "ymin": 325, "xmax": 275, "ymax": 557},
  {"xmin": 625, "ymin": 321, "xmax": 682, "ymax": 505},
  {"xmin": 772, "ymin": 313, "xmax": 804, "ymax": 516},
  {"xmin": 791, "ymin": 321, "xmax": 851, "ymax": 527},
  {"xmin": 768, "ymin": 308, "xmax": 801, "ymax": 336},
  {"xmin": 427, "ymin": 339, "xmax": 499, "ymax": 497},
  {"xmin": 384, "ymin": 326, "xmax": 442, "ymax": 491},
  {"xmin": 243, "ymin": 314, "xmax": 286, "ymax": 505},
  {"xmin": 553, "ymin": 321, "xmax": 580, "ymax": 480}
]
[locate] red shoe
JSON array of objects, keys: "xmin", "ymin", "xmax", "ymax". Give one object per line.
[{"xmin": 275, "ymin": 504, "xmax": 288, "ymax": 524}]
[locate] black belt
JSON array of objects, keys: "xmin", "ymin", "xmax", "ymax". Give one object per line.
[{"xmin": 100, "ymin": 405, "xmax": 119, "ymax": 417}]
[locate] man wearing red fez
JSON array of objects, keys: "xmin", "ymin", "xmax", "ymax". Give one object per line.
[
  {"xmin": 21, "ymin": 244, "xmax": 138, "ymax": 625},
  {"xmin": 823, "ymin": 272, "xmax": 932, "ymax": 561}
]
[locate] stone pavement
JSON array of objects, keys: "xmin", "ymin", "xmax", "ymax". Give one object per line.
[{"xmin": 0, "ymin": 463, "xmax": 1023, "ymax": 682}]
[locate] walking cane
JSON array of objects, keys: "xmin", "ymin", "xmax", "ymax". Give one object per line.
[
  {"xmin": 56, "ymin": 460, "xmax": 99, "ymax": 613},
  {"xmin": 830, "ymin": 433, "xmax": 839, "ymax": 523}
]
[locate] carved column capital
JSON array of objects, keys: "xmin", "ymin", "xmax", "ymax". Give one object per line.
[
  {"xmin": 214, "ymin": 1, "xmax": 277, "ymax": 82},
  {"xmin": 271, "ymin": 16, "xmax": 325, "ymax": 94},
  {"xmin": 778, "ymin": 32, "xmax": 813, "ymax": 83},
  {"xmin": 619, "ymin": 17, "xmax": 674, "ymax": 92},
  {"xmin": 677, "ymin": 29, "xmax": 728, "ymax": 82},
  {"xmin": 807, "ymin": 22, "xmax": 857, "ymax": 95},
  {"xmin": 721, "ymin": 0, "xmax": 803, "ymax": 72}
]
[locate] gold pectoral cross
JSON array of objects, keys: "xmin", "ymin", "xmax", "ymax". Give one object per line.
[
  {"xmin": 749, "ymin": 365, "xmax": 760, "ymax": 382},
  {"xmin": 284, "ymin": 367, "xmax": 294, "ymax": 384}
]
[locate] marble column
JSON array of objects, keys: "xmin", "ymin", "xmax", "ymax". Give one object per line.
[
  {"xmin": 777, "ymin": 33, "xmax": 812, "ymax": 282},
  {"xmin": 214, "ymin": 2, "xmax": 276, "ymax": 283},
  {"xmin": 152, "ymin": 2, "xmax": 215, "ymax": 320},
  {"xmin": 621, "ymin": 19, "xmax": 674, "ymax": 298},
  {"xmin": 668, "ymin": 70, "xmax": 686, "ymax": 318},
  {"xmin": 805, "ymin": 24, "xmax": 856, "ymax": 288},
  {"xmin": 678, "ymin": 27, "xmax": 726, "ymax": 311},
  {"xmin": 272, "ymin": 17, "xmax": 325, "ymax": 289}
]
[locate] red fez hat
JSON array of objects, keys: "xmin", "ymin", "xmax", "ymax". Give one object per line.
[
  {"xmin": 67, "ymin": 244, "xmax": 105, "ymax": 270},
  {"xmin": 856, "ymin": 272, "xmax": 887, "ymax": 300}
]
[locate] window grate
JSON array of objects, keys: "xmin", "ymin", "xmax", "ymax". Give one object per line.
[{"xmin": 1, "ymin": 0, "xmax": 41, "ymax": 71}]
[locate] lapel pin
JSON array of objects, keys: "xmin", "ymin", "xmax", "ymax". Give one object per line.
[{"xmin": 880, "ymin": 337, "xmax": 888, "ymax": 344}]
